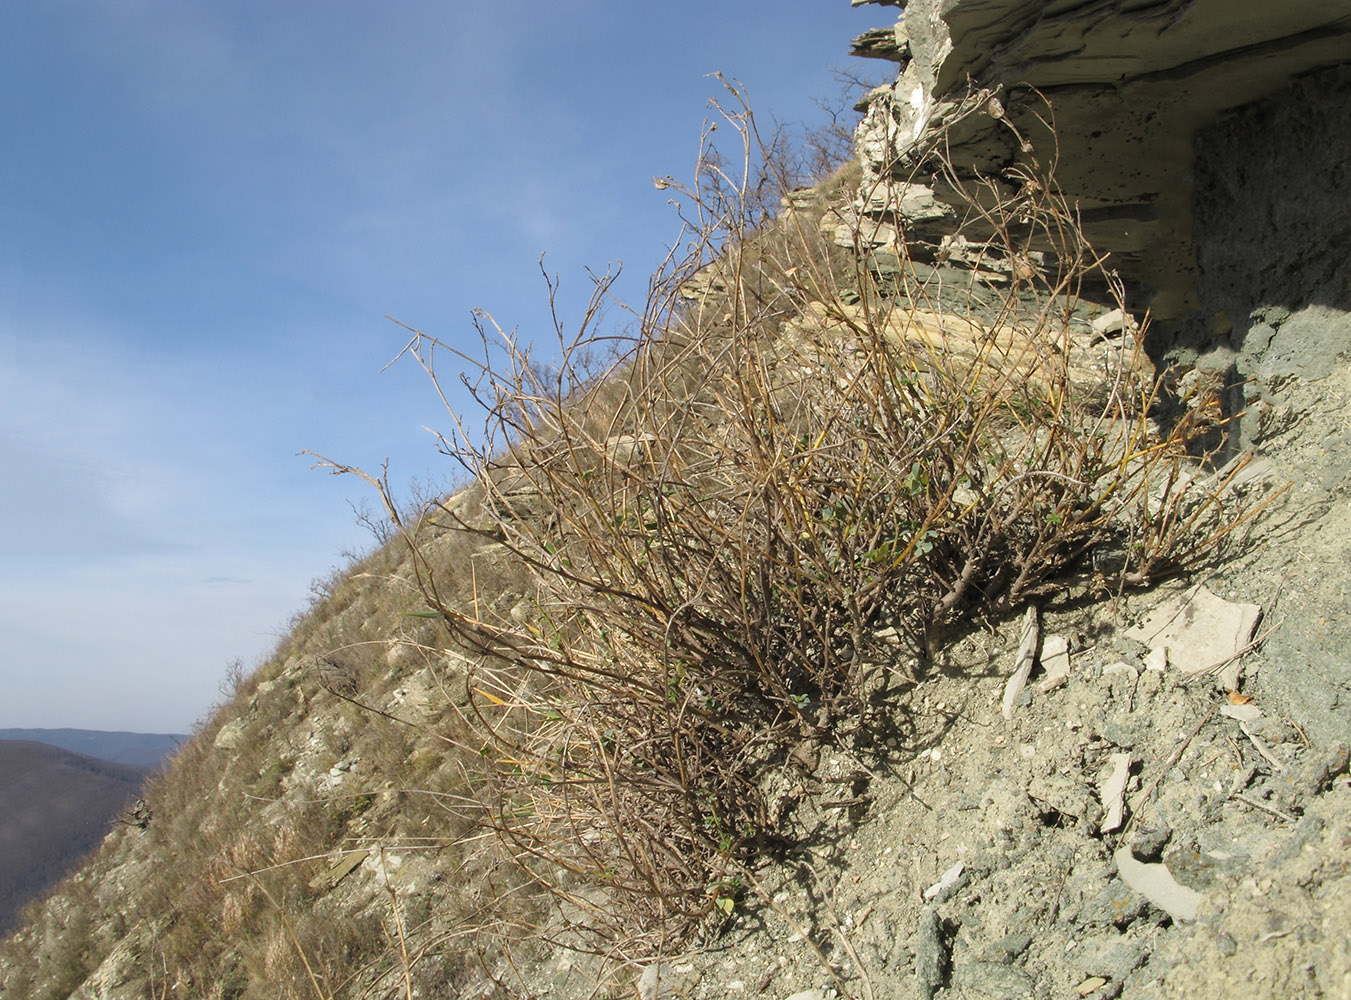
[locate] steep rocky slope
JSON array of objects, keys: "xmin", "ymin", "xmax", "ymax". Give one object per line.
[
  {"xmin": 579, "ymin": 361, "xmax": 1351, "ymax": 999},
  {"xmin": 2, "ymin": 5, "xmax": 1349, "ymax": 999}
]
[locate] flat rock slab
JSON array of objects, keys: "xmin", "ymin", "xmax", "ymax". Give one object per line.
[
  {"xmin": 308, "ymin": 849, "xmax": 369, "ymax": 891},
  {"xmin": 1124, "ymin": 584, "xmax": 1260, "ymax": 676},
  {"xmin": 1113, "ymin": 848, "xmax": 1204, "ymax": 924}
]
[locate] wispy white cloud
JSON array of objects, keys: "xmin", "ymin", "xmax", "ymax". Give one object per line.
[{"xmin": 0, "ymin": 319, "xmax": 365, "ymax": 729}]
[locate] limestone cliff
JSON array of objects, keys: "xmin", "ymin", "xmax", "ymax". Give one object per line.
[
  {"xmin": 850, "ymin": 0, "xmax": 1351, "ymax": 323},
  {"xmin": 849, "ymin": 0, "xmax": 1351, "ymax": 750}
]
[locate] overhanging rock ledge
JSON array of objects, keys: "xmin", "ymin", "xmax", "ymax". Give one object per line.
[{"xmin": 850, "ymin": 0, "xmax": 1351, "ymax": 330}]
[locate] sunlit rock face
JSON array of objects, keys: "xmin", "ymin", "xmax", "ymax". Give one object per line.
[{"xmin": 851, "ymin": 0, "xmax": 1351, "ymax": 326}]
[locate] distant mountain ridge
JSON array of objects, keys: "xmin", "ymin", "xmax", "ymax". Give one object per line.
[
  {"xmin": 0, "ymin": 728, "xmax": 183, "ymax": 769},
  {"xmin": 0, "ymin": 741, "xmax": 151, "ymax": 934}
]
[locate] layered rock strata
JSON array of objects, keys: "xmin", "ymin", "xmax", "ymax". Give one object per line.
[{"xmin": 849, "ymin": 0, "xmax": 1351, "ymax": 323}]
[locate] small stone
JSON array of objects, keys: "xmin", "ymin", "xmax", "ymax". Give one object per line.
[
  {"xmin": 636, "ymin": 963, "xmax": 673, "ymax": 1000},
  {"xmin": 1074, "ymin": 934, "xmax": 1149, "ymax": 983},
  {"xmin": 1240, "ymin": 715, "xmax": 1297, "ymax": 745},
  {"xmin": 951, "ymin": 961, "xmax": 1034, "ymax": 997},
  {"xmin": 1114, "ymin": 848, "xmax": 1204, "ymax": 923},
  {"xmin": 1220, "ymin": 703, "xmax": 1262, "ymax": 722},
  {"xmin": 1091, "ymin": 308, "xmax": 1129, "ymax": 337},
  {"xmin": 1002, "ymin": 606, "xmax": 1040, "ymax": 720},
  {"xmin": 983, "ymin": 932, "xmax": 1032, "ymax": 964},
  {"xmin": 1038, "ymin": 634, "xmax": 1072, "ymax": 692},
  {"xmin": 1131, "ymin": 825, "xmax": 1171, "ymax": 862},
  {"xmin": 1089, "ymin": 883, "xmax": 1149, "ymax": 928},
  {"xmin": 1298, "ymin": 741, "xmax": 1350, "ymax": 793},
  {"xmin": 1099, "ymin": 753, "xmax": 1132, "ymax": 832},
  {"xmin": 1125, "ymin": 585, "xmax": 1260, "ymax": 677},
  {"xmin": 1100, "ymin": 722, "xmax": 1137, "ymax": 749},
  {"xmin": 923, "ymin": 861, "xmax": 965, "ymax": 902}
]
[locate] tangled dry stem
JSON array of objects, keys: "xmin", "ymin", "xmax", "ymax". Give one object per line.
[{"xmin": 314, "ymin": 80, "xmax": 1272, "ymax": 973}]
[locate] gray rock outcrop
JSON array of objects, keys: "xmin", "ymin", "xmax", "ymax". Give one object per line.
[{"xmin": 850, "ymin": 1, "xmax": 1351, "ymax": 322}]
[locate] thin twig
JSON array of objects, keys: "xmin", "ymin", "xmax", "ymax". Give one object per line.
[
  {"xmin": 1240, "ymin": 722, "xmax": 1286, "ymax": 773},
  {"xmin": 1230, "ymin": 793, "xmax": 1296, "ymax": 824}
]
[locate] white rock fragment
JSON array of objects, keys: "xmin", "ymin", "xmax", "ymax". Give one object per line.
[
  {"xmin": 1002, "ymin": 606, "xmax": 1041, "ymax": 720},
  {"xmin": 1113, "ymin": 848, "xmax": 1204, "ymax": 922},
  {"xmin": 1102, "ymin": 660, "xmax": 1137, "ymax": 677},
  {"xmin": 1240, "ymin": 721, "xmax": 1286, "ymax": 772},
  {"xmin": 1099, "ymin": 753, "xmax": 1132, "ymax": 832},
  {"xmin": 924, "ymin": 861, "xmax": 965, "ymax": 902},
  {"xmin": 367, "ymin": 850, "xmax": 405, "ymax": 888},
  {"xmin": 1143, "ymin": 647, "xmax": 1168, "ymax": 672},
  {"xmin": 1037, "ymin": 634, "xmax": 1072, "ymax": 693},
  {"xmin": 1220, "ymin": 702, "xmax": 1263, "ymax": 722},
  {"xmin": 605, "ymin": 433, "xmax": 656, "ymax": 465},
  {"xmin": 213, "ymin": 719, "xmax": 247, "ymax": 751},
  {"xmin": 636, "ymin": 962, "xmax": 673, "ymax": 1000},
  {"xmin": 1091, "ymin": 307, "xmax": 1135, "ymax": 338},
  {"xmin": 1125, "ymin": 584, "xmax": 1261, "ymax": 678}
]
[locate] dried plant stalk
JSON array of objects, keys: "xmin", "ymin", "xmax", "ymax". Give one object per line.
[{"xmin": 316, "ymin": 80, "xmax": 1273, "ymax": 961}]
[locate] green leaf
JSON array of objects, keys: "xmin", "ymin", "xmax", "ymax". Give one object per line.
[{"xmin": 904, "ymin": 460, "xmax": 929, "ymax": 496}]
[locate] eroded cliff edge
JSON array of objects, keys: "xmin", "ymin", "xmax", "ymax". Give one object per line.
[{"xmin": 850, "ymin": 0, "xmax": 1351, "ymax": 329}]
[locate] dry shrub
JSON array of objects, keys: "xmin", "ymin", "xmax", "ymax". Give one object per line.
[{"xmin": 316, "ymin": 81, "xmax": 1279, "ymax": 963}]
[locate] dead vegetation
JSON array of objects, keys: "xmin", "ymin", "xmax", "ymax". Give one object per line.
[
  {"xmin": 310, "ymin": 81, "xmax": 1273, "ymax": 981},
  {"xmin": 0, "ymin": 82, "xmax": 1279, "ymax": 1000}
]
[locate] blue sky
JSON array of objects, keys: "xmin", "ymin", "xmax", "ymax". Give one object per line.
[{"xmin": 0, "ymin": 1, "xmax": 890, "ymax": 733}]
